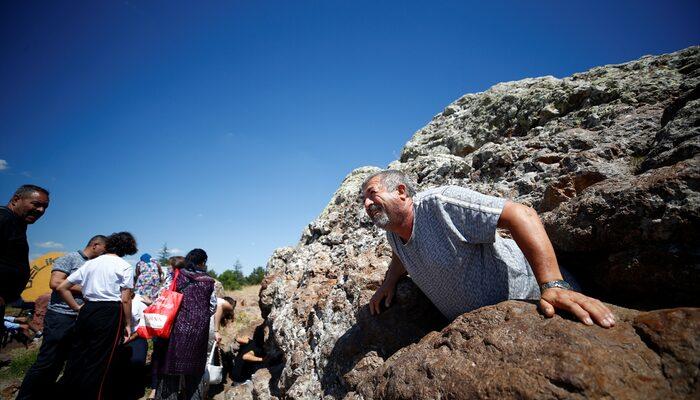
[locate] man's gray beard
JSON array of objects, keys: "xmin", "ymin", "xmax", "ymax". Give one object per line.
[{"xmin": 371, "ymin": 210, "xmax": 391, "ymax": 229}]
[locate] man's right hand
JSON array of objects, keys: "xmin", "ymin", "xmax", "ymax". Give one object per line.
[{"xmin": 370, "ymin": 282, "xmax": 396, "ymax": 315}]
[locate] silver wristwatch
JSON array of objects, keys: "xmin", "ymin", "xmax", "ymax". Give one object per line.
[{"xmin": 540, "ymin": 279, "xmax": 573, "ymax": 292}]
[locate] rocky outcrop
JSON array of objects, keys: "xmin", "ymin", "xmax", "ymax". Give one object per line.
[
  {"xmin": 249, "ymin": 47, "xmax": 700, "ymax": 399},
  {"xmin": 368, "ymin": 303, "xmax": 699, "ymax": 400}
]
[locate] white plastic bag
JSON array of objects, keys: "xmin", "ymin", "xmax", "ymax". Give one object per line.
[{"xmin": 206, "ymin": 344, "xmax": 223, "ymax": 385}]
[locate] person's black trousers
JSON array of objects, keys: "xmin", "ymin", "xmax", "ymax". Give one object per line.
[
  {"xmin": 16, "ymin": 310, "xmax": 77, "ymax": 399},
  {"xmin": 113, "ymin": 337, "xmax": 148, "ymax": 400},
  {"xmin": 59, "ymin": 301, "xmax": 123, "ymax": 400}
]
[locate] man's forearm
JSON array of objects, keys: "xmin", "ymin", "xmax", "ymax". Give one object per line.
[{"xmin": 50, "ymin": 272, "xmax": 83, "ymax": 296}]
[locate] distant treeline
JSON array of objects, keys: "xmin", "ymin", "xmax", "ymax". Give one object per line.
[
  {"xmin": 157, "ymin": 243, "xmax": 265, "ymax": 291},
  {"xmin": 208, "ymin": 261, "xmax": 266, "ymax": 291}
]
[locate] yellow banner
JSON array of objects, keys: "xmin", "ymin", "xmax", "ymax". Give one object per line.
[{"xmin": 22, "ymin": 252, "xmax": 64, "ymax": 301}]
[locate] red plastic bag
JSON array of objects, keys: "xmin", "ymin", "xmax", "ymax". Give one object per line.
[{"xmin": 137, "ymin": 269, "xmax": 182, "ymax": 339}]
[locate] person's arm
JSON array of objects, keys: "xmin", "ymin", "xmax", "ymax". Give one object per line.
[
  {"xmin": 134, "ymin": 263, "xmax": 141, "ymax": 285},
  {"xmin": 241, "ymin": 350, "xmax": 264, "ymax": 362},
  {"xmin": 121, "ymin": 288, "xmax": 133, "ymax": 343},
  {"xmin": 209, "ymin": 290, "xmax": 217, "ymax": 316},
  {"xmin": 56, "ymin": 279, "xmax": 81, "ymax": 311},
  {"xmin": 49, "ymin": 271, "xmax": 82, "ymax": 296},
  {"xmin": 369, "ymin": 252, "xmax": 407, "ymax": 315},
  {"xmin": 213, "ymin": 301, "xmax": 224, "ymax": 343},
  {"xmin": 498, "ymin": 201, "xmax": 615, "ymax": 328}
]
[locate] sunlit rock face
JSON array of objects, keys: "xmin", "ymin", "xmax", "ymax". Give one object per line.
[{"xmin": 249, "ymin": 47, "xmax": 699, "ymax": 399}]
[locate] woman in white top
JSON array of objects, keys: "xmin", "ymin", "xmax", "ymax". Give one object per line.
[{"xmin": 56, "ymin": 231, "xmax": 138, "ymax": 400}]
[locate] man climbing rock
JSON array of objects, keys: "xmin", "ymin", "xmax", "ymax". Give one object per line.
[{"xmin": 362, "ymin": 170, "xmax": 615, "ymax": 328}]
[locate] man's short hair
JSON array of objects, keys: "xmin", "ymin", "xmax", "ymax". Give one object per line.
[
  {"xmin": 361, "ymin": 170, "xmax": 417, "ymax": 198},
  {"xmin": 86, "ymin": 235, "xmax": 107, "ymax": 247},
  {"xmin": 12, "ymin": 184, "xmax": 50, "ymax": 199}
]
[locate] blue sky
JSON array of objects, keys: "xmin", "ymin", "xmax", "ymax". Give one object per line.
[{"xmin": 1, "ymin": 1, "xmax": 698, "ymax": 273}]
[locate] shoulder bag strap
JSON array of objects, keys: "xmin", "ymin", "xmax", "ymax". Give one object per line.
[{"xmin": 170, "ymin": 268, "xmax": 180, "ymax": 292}]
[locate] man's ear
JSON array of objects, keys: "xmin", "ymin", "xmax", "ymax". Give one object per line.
[{"xmin": 396, "ymin": 184, "xmax": 407, "ymax": 199}]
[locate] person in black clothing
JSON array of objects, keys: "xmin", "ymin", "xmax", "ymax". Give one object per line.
[
  {"xmin": 17, "ymin": 235, "xmax": 106, "ymax": 400},
  {"xmin": 0, "ymin": 185, "xmax": 49, "ymax": 342}
]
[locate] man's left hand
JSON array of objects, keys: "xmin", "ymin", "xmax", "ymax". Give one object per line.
[{"xmin": 540, "ymin": 288, "xmax": 616, "ymax": 328}]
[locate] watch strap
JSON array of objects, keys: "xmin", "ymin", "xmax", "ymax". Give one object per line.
[{"xmin": 540, "ymin": 279, "xmax": 573, "ymax": 292}]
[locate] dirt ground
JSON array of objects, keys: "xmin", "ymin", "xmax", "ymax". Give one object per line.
[
  {"xmin": 0, "ymin": 285, "xmax": 263, "ymax": 400},
  {"xmin": 225, "ymin": 284, "xmax": 264, "ymax": 342},
  {"xmin": 209, "ymin": 285, "xmax": 264, "ymax": 400}
]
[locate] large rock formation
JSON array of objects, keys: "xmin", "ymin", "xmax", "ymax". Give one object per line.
[{"xmin": 248, "ymin": 47, "xmax": 700, "ymax": 399}]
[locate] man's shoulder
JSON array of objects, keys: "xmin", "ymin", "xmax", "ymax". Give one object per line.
[
  {"xmin": 415, "ymin": 185, "xmax": 481, "ymax": 206},
  {"xmin": 418, "ymin": 185, "xmax": 504, "ymax": 208},
  {"xmin": 56, "ymin": 251, "xmax": 83, "ymax": 262},
  {"xmin": 0, "ymin": 206, "xmax": 16, "ymax": 225},
  {"xmin": 414, "ymin": 186, "xmax": 449, "ymax": 204},
  {"xmin": 55, "ymin": 251, "xmax": 89, "ymax": 273}
]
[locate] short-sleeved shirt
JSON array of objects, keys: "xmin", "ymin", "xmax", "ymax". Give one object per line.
[
  {"xmin": 0, "ymin": 206, "xmax": 30, "ymax": 302},
  {"xmin": 48, "ymin": 251, "xmax": 88, "ymax": 316},
  {"xmin": 67, "ymin": 254, "xmax": 134, "ymax": 302},
  {"xmin": 387, "ymin": 186, "xmax": 540, "ymax": 320}
]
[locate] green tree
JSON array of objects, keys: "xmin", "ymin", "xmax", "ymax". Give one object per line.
[
  {"xmin": 218, "ymin": 259, "xmax": 246, "ymax": 290},
  {"xmin": 158, "ymin": 243, "xmax": 171, "ymax": 265},
  {"xmin": 246, "ymin": 266, "xmax": 266, "ymax": 285},
  {"xmin": 206, "ymin": 270, "xmax": 218, "ymax": 279}
]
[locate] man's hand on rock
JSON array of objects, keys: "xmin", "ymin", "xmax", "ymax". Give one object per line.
[
  {"xmin": 370, "ymin": 282, "xmax": 396, "ymax": 315},
  {"xmin": 540, "ymin": 288, "xmax": 616, "ymax": 328}
]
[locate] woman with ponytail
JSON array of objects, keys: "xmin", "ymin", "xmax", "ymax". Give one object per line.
[{"xmin": 155, "ymin": 249, "xmax": 216, "ymax": 400}]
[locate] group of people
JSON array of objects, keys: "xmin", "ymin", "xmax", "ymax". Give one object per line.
[
  {"xmin": 3, "ymin": 168, "xmax": 618, "ymax": 398},
  {"xmin": 1, "ymin": 185, "xmax": 236, "ymax": 399}
]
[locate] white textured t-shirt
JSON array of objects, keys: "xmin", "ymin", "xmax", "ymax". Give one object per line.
[{"xmin": 67, "ymin": 254, "xmax": 134, "ymax": 302}]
